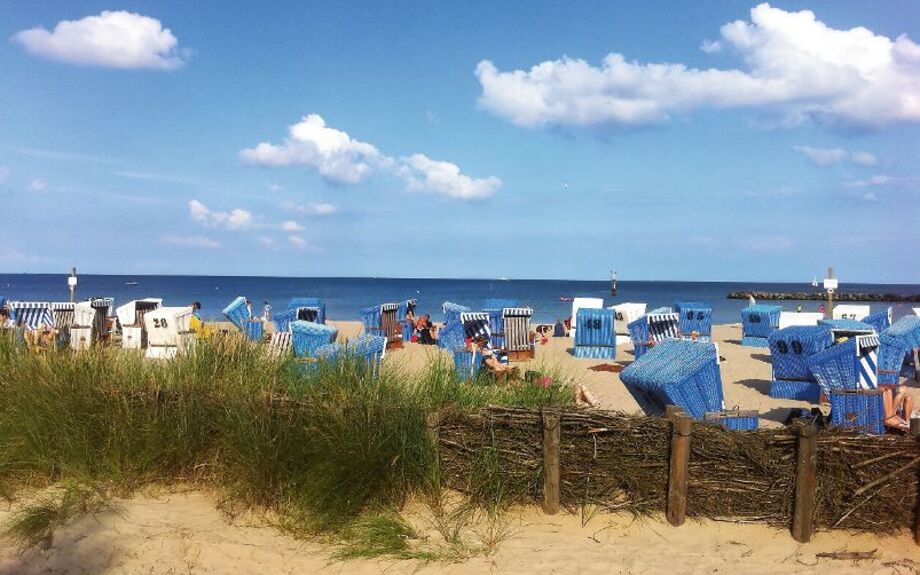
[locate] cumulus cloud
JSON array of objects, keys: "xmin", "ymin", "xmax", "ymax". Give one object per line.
[
  {"xmin": 396, "ymin": 154, "xmax": 501, "ymax": 200},
  {"xmin": 0, "ymin": 166, "xmax": 9, "ymax": 184},
  {"xmin": 280, "ymin": 220, "xmax": 304, "ymax": 232},
  {"xmin": 476, "ymin": 3, "xmax": 920, "ymax": 128},
  {"xmin": 161, "ymin": 234, "xmax": 221, "ymax": 249},
  {"xmin": 188, "ymin": 199, "xmax": 252, "ymax": 230},
  {"xmin": 12, "ymin": 11, "xmax": 186, "ymax": 70},
  {"xmin": 240, "ymin": 114, "xmax": 382, "ymax": 184},
  {"xmin": 287, "ymin": 235, "xmax": 308, "ymax": 249},
  {"xmin": 29, "ymin": 178, "xmax": 47, "ymax": 192},
  {"xmin": 794, "ymin": 145, "xmax": 876, "ymax": 166},
  {"xmin": 244, "ymin": 115, "xmax": 502, "ymax": 199}
]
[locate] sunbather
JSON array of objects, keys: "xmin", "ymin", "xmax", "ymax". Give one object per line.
[
  {"xmin": 469, "ymin": 336, "xmax": 518, "ymax": 382},
  {"xmin": 882, "ymin": 384, "xmax": 914, "ymax": 432},
  {"xmin": 416, "ymin": 314, "xmax": 438, "ymax": 345}
]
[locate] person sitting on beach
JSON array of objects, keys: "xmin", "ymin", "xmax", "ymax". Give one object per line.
[
  {"xmin": 882, "ymin": 384, "xmax": 914, "ymax": 432},
  {"xmin": 0, "ymin": 308, "xmax": 15, "ymax": 330},
  {"xmin": 469, "ymin": 336, "xmax": 519, "ymax": 382},
  {"xmin": 416, "ymin": 314, "xmax": 438, "ymax": 345}
]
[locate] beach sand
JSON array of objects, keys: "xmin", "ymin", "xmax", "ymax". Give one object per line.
[{"xmin": 2, "ymin": 320, "xmax": 918, "ymax": 573}]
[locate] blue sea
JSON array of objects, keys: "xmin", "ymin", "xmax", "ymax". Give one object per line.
[{"xmin": 1, "ymin": 274, "xmax": 917, "ymax": 325}]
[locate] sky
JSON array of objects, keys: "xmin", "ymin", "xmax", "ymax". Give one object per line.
[{"xmin": 0, "ymin": 1, "xmax": 917, "ymax": 283}]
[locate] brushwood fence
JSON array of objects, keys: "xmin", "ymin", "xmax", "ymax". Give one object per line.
[{"xmin": 435, "ymin": 407, "xmax": 920, "ymax": 543}]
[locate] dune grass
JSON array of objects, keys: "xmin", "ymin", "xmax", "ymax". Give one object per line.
[{"xmin": 0, "ymin": 332, "xmax": 572, "ymax": 553}]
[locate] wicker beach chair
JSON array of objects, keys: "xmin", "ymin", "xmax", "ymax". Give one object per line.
[
  {"xmin": 290, "ymin": 320, "xmax": 338, "ymax": 358},
  {"xmin": 609, "ymin": 303, "xmax": 647, "ymax": 341},
  {"xmin": 627, "ymin": 311, "xmax": 680, "ymax": 359},
  {"xmin": 437, "ymin": 321, "xmax": 480, "ymax": 382},
  {"xmin": 7, "ymin": 301, "xmax": 54, "ymax": 330},
  {"xmin": 503, "ymin": 307, "xmax": 535, "ymax": 361},
  {"xmin": 877, "ymin": 316, "xmax": 920, "ymax": 385},
  {"xmin": 222, "ymin": 296, "xmax": 250, "ymax": 330},
  {"xmin": 673, "ymin": 301, "xmax": 712, "ymax": 341},
  {"xmin": 143, "ymin": 306, "xmax": 195, "ymax": 359},
  {"xmin": 116, "ymin": 299, "xmax": 162, "ymax": 349},
  {"xmin": 271, "ymin": 308, "xmax": 296, "ymax": 333},
  {"xmin": 267, "ymin": 331, "xmax": 292, "ymax": 357},
  {"xmin": 740, "ymin": 304, "xmax": 782, "ymax": 347},
  {"xmin": 570, "ymin": 298, "xmax": 604, "ymax": 340},
  {"xmin": 288, "ymin": 298, "xmax": 326, "ymax": 324},
  {"xmin": 767, "ymin": 326, "xmax": 832, "ymax": 402},
  {"xmin": 861, "ymin": 308, "xmax": 892, "ymax": 333},
  {"xmin": 829, "ymin": 389, "xmax": 885, "ymax": 434},
  {"xmin": 807, "ymin": 334, "xmax": 880, "ymax": 397},
  {"xmin": 573, "ymin": 307, "xmax": 616, "ymax": 359},
  {"xmin": 620, "ymin": 338, "xmax": 724, "ymax": 419},
  {"xmin": 817, "ymin": 318, "xmax": 876, "ymax": 340},
  {"xmin": 482, "ymin": 299, "xmax": 517, "ymax": 352},
  {"xmin": 441, "ymin": 301, "xmax": 470, "ymax": 329}
]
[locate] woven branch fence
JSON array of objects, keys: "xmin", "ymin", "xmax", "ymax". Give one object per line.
[{"xmin": 437, "ymin": 407, "xmax": 920, "ymax": 542}]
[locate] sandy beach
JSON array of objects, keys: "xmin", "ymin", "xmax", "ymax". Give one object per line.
[{"xmin": 2, "ymin": 319, "xmax": 918, "ymax": 574}]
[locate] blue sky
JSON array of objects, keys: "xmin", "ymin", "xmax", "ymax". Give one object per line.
[{"xmin": 0, "ymin": 1, "xmax": 917, "ymax": 282}]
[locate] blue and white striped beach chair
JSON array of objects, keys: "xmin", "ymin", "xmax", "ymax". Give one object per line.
[
  {"xmin": 620, "ymin": 338, "xmax": 724, "ymax": 420},
  {"xmin": 807, "ymin": 333, "xmax": 880, "ymax": 397},
  {"xmin": 673, "ymin": 301, "xmax": 712, "ymax": 341},
  {"xmin": 503, "ymin": 307, "xmax": 535, "ymax": 361},
  {"xmin": 767, "ymin": 326, "xmax": 832, "ymax": 402},
  {"xmin": 877, "ymin": 316, "xmax": 920, "ymax": 385},
  {"xmin": 740, "ymin": 305, "xmax": 781, "ymax": 347},
  {"xmin": 482, "ymin": 299, "xmax": 517, "ymax": 351},
  {"xmin": 361, "ymin": 305, "xmax": 386, "ymax": 338},
  {"xmin": 573, "ymin": 307, "xmax": 616, "ymax": 359},
  {"xmin": 627, "ymin": 311, "xmax": 680, "ymax": 359},
  {"xmin": 7, "ymin": 301, "xmax": 54, "ymax": 330},
  {"xmin": 438, "ymin": 321, "xmax": 480, "ymax": 382}
]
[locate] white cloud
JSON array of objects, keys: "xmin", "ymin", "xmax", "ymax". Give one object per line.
[
  {"xmin": 114, "ymin": 170, "xmax": 197, "ymax": 185},
  {"xmin": 240, "ymin": 114, "xmax": 382, "ymax": 184},
  {"xmin": 396, "ymin": 154, "xmax": 501, "ymax": 200},
  {"xmin": 12, "ymin": 11, "xmax": 186, "ymax": 70},
  {"xmin": 188, "ymin": 199, "xmax": 252, "ymax": 230},
  {"xmin": 287, "ymin": 235, "xmax": 308, "ymax": 249},
  {"xmin": 844, "ymin": 174, "xmax": 895, "ymax": 188},
  {"xmin": 244, "ymin": 116, "xmax": 502, "ymax": 200},
  {"xmin": 280, "ymin": 220, "xmax": 304, "ymax": 232},
  {"xmin": 700, "ymin": 39, "xmax": 722, "ymax": 54},
  {"xmin": 793, "ymin": 145, "xmax": 876, "ymax": 166},
  {"xmin": 0, "ymin": 166, "xmax": 9, "ymax": 184},
  {"xmin": 161, "ymin": 234, "xmax": 221, "ymax": 249},
  {"xmin": 476, "ymin": 4, "xmax": 920, "ymax": 128},
  {"xmin": 29, "ymin": 178, "xmax": 47, "ymax": 192},
  {"xmin": 282, "ymin": 201, "xmax": 338, "ymax": 216}
]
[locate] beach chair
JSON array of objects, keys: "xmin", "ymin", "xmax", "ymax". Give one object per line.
[
  {"xmin": 288, "ymin": 298, "xmax": 326, "ymax": 324},
  {"xmin": 573, "ymin": 307, "xmax": 616, "ymax": 359},
  {"xmin": 861, "ymin": 308, "xmax": 892, "ymax": 333},
  {"xmin": 290, "ymin": 320, "xmax": 338, "ymax": 358},
  {"xmin": 627, "ymin": 311, "xmax": 680, "ymax": 359},
  {"xmin": 673, "ymin": 301, "xmax": 712, "ymax": 342},
  {"xmin": 437, "ymin": 321, "xmax": 479, "ymax": 382},
  {"xmin": 503, "ymin": 307, "xmax": 535, "ymax": 361},
  {"xmin": 116, "ymin": 298, "xmax": 162, "ymax": 349},
  {"xmin": 829, "ymin": 389, "xmax": 885, "ymax": 434},
  {"xmin": 222, "ymin": 296, "xmax": 250, "ymax": 329},
  {"xmin": 807, "ymin": 334, "xmax": 880, "ymax": 398},
  {"xmin": 767, "ymin": 326, "xmax": 832, "ymax": 402},
  {"xmin": 348, "ymin": 334, "xmax": 387, "ymax": 378},
  {"xmin": 482, "ymin": 299, "xmax": 517, "ymax": 352},
  {"xmin": 398, "ymin": 299, "xmax": 417, "ymax": 341},
  {"xmin": 740, "ymin": 304, "xmax": 781, "ymax": 347},
  {"xmin": 7, "ymin": 301, "xmax": 54, "ymax": 330},
  {"xmin": 441, "ymin": 301, "xmax": 470, "ymax": 328},
  {"xmin": 876, "ymin": 316, "xmax": 920, "ymax": 385},
  {"xmin": 704, "ymin": 409, "xmax": 759, "ymax": 431},
  {"xmin": 570, "ymin": 297, "xmax": 604, "ymax": 339},
  {"xmin": 144, "ymin": 306, "xmax": 195, "ymax": 359},
  {"xmin": 833, "ymin": 304, "xmax": 871, "ymax": 321},
  {"xmin": 818, "ymin": 319, "xmax": 875, "ymax": 339},
  {"xmin": 620, "ymin": 338, "xmax": 724, "ymax": 419},
  {"xmin": 361, "ymin": 303, "xmax": 402, "ymax": 348}
]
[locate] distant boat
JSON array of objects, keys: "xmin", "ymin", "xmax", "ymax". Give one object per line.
[
  {"xmin": 811, "ymin": 276, "xmax": 818, "ymax": 287},
  {"xmin": 125, "ymin": 281, "xmax": 139, "ymax": 286},
  {"xmin": 560, "ymin": 296, "xmax": 574, "ymax": 302}
]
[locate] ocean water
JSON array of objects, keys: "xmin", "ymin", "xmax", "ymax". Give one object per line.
[{"xmin": 1, "ymin": 274, "xmax": 917, "ymax": 325}]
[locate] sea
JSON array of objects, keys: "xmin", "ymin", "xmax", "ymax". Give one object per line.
[{"xmin": 1, "ymin": 274, "xmax": 917, "ymax": 325}]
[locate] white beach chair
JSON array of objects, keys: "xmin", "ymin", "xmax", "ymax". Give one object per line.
[
  {"xmin": 144, "ymin": 306, "xmax": 195, "ymax": 359},
  {"xmin": 116, "ymin": 298, "xmax": 162, "ymax": 349},
  {"xmin": 609, "ymin": 302, "xmax": 647, "ymax": 345},
  {"xmin": 570, "ymin": 297, "xmax": 604, "ymax": 339},
  {"xmin": 267, "ymin": 331, "xmax": 292, "ymax": 358},
  {"xmin": 833, "ymin": 304, "xmax": 870, "ymax": 321},
  {"xmin": 778, "ymin": 311, "xmax": 824, "ymax": 329}
]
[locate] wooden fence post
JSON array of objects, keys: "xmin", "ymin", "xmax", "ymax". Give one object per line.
[
  {"xmin": 542, "ymin": 408, "xmax": 561, "ymax": 515},
  {"xmin": 792, "ymin": 419, "xmax": 818, "ymax": 543},
  {"xmin": 666, "ymin": 407, "xmax": 692, "ymax": 527},
  {"xmin": 915, "ymin": 466, "xmax": 920, "ymax": 546}
]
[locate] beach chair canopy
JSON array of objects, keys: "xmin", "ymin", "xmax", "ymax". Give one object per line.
[
  {"xmin": 876, "ymin": 315, "xmax": 920, "ymax": 385},
  {"xmin": 290, "ymin": 320, "xmax": 337, "ymax": 357},
  {"xmin": 627, "ymin": 311, "xmax": 680, "ymax": 346},
  {"xmin": 818, "ymin": 318, "xmax": 876, "ymax": 339},
  {"xmin": 608, "ymin": 303, "xmax": 648, "ymax": 335},
  {"xmin": 288, "ymin": 298, "xmax": 326, "ymax": 324},
  {"xmin": 460, "ymin": 311, "xmax": 492, "ymax": 345},
  {"xmin": 116, "ymin": 298, "xmax": 162, "ymax": 327},
  {"xmin": 49, "ymin": 302, "xmax": 75, "ymax": 330},
  {"xmin": 768, "ymin": 325, "xmax": 833, "ymax": 380},
  {"xmin": 397, "ymin": 299, "xmax": 417, "ymax": 319},
  {"xmin": 442, "ymin": 301, "xmax": 470, "ymax": 325},
  {"xmin": 861, "ymin": 308, "xmax": 892, "ymax": 333},
  {"xmin": 271, "ymin": 308, "xmax": 296, "ymax": 332},
  {"xmin": 574, "ymin": 307, "xmax": 615, "ymax": 348},
  {"xmin": 144, "ymin": 306, "xmax": 194, "ymax": 346},
  {"xmin": 807, "ymin": 334, "xmax": 879, "ymax": 395},
  {"xmin": 6, "ymin": 301, "xmax": 54, "ymax": 329},
  {"xmin": 673, "ymin": 302, "xmax": 712, "ymax": 336},
  {"xmin": 222, "ymin": 296, "xmax": 250, "ymax": 330},
  {"xmin": 741, "ymin": 305, "xmax": 782, "ymax": 338},
  {"xmin": 570, "ymin": 298, "xmax": 604, "ymax": 338}
]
